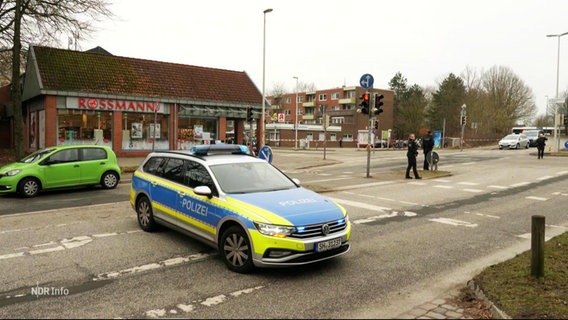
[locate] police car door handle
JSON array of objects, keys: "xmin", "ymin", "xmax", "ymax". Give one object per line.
[
  {"xmin": 150, "ymin": 181, "xmax": 157, "ymax": 187},
  {"xmin": 177, "ymin": 191, "xmax": 185, "ymax": 197}
]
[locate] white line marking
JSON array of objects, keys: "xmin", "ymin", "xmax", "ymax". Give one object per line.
[
  {"xmin": 460, "ymin": 162, "xmax": 476, "ymax": 166},
  {"xmin": 436, "ymin": 179, "xmax": 452, "ymax": 183},
  {"xmin": 458, "ymin": 182, "xmax": 479, "ymax": 186},
  {"xmin": 429, "ymin": 218, "xmax": 478, "ymax": 228},
  {"xmin": 526, "ymin": 196, "xmax": 548, "ymax": 201},
  {"xmin": 463, "ymin": 189, "xmax": 483, "ymax": 193},
  {"xmin": 510, "ymin": 182, "xmax": 530, "ymax": 187},
  {"xmin": 488, "ymin": 185, "xmax": 508, "ymax": 189},
  {"xmin": 327, "ymin": 197, "xmax": 391, "ymax": 212},
  {"xmin": 93, "ymin": 253, "xmax": 210, "ymax": 281},
  {"xmin": 408, "ymin": 182, "xmax": 427, "ymax": 185},
  {"xmin": 536, "ymin": 176, "xmax": 553, "ymax": 181},
  {"xmin": 353, "ymin": 211, "xmax": 418, "ymax": 224},
  {"xmin": 434, "ymin": 185, "xmax": 453, "ymax": 189},
  {"xmin": 474, "ymin": 213, "xmax": 500, "ymax": 219}
]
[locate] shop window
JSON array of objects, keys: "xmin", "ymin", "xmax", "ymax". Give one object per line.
[
  {"xmin": 122, "ymin": 112, "xmax": 170, "ymax": 150},
  {"xmin": 57, "ymin": 110, "xmax": 112, "ymax": 147},
  {"xmin": 177, "ymin": 117, "xmax": 217, "ymax": 150}
]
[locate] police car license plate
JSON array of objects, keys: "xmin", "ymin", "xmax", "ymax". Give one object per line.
[{"xmin": 316, "ymin": 238, "xmax": 341, "ymax": 252}]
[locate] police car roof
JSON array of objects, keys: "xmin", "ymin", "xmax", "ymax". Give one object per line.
[{"xmin": 150, "ymin": 144, "xmax": 260, "ymax": 164}]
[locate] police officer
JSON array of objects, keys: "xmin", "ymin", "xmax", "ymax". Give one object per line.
[
  {"xmin": 406, "ymin": 133, "xmax": 422, "ymax": 179},
  {"xmin": 535, "ymin": 132, "xmax": 547, "ymax": 159},
  {"xmin": 422, "ymin": 130, "xmax": 434, "ymax": 170}
]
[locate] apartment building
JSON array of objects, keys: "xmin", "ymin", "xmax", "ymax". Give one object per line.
[{"xmin": 266, "ymin": 86, "xmax": 395, "ymax": 148}]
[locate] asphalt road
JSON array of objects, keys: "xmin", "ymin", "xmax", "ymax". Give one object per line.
[{"xmin": 1, "ymin": 147, "xmax": 567, "ymax": 318}]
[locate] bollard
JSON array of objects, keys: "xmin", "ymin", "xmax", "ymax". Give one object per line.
[{"xmin": 531, "ymin": 215, "xmax": 545, "ymax": 278}]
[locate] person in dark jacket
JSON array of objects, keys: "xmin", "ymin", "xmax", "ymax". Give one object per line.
[
  {"xmin": 422, "ymin": 130, "xmax": 435, "ymax": 170},
  {"xmin": 535, "ymin": 132, "xmax": 547, "ymax": 159},
  {"xmin": 406, "ymin": 133, "xmax": 421, "ymax": 179}
]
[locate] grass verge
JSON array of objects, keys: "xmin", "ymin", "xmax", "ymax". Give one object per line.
[{"xmin": 473, "ymin": 231, "xmax": 568, "ymax": 319}]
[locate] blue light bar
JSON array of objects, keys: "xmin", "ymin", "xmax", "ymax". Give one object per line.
[{"xmin": 189, "ymin": 144, "xmax": 249, "ymax": 156}]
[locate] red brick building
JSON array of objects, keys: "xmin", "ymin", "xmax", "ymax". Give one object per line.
[
  {"xmin": 266, "ymin": 87, "xmax": 395, "ymax": 148},
  {"xmin": 16, "ymin": 46, "xmax": 263, "ymax": 157}
]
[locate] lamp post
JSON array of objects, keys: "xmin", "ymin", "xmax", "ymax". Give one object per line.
[
  {"xmin": 546, "ymin": 31, "xmax": 568, "ymax": 152},
  {"xmin": 293, "ymin": 76, "xmax": 299, "ymax": 149},
  {"xmin": 261, "ymin": 8, "xmax": 273, "ymax": 147}
]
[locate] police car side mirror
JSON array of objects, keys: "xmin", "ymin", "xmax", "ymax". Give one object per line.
[
  {"xmin": 194, "ymin": 186, "xmax": 212, "ymax": 199},
  {"xmin": 292, "ymin": 178, "xmax": 301, "ymax": 186}
]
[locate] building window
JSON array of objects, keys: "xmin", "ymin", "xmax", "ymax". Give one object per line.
[
  {"xmin": 306, "ymin": 95, "xmax": 316, "ymax": 102},
  {"xmin": 330, "ymin": 133, "xmax": 337, "ymax": 141},
  {"xmin": 331, "ymin": 92, "xmax": 340, "ymax": 100},
  {"xmin": 305, "ymin": 107, "xmax": 315, "ymax": 115},
  {"xmin": 56, "ymin": 110, "xmax": 113, "ymax": 147},
  {"xmin": 177, "ymin": 117, "xmax": 217, "ymax": 150},
  {"xmin": 297, "ymin": 96, "xmax": 304, "ymax": 103},
  {"xmin": 332, "ymin": 117, "xmax": 345, "ymax": 124},
  {"xmin": 344, "ymin": 104, "xmax": 356, "ymax": 110},
  {"xmin": 318, "ymin": 94, "xmax": 327, "ymax": 101},
  {"xmin": 285, "ymin": 109, "xmax": 291, "ymax": 115},
  {"xmin": 285, "ymin": 97, "xmax": 291, "ymax": 104},
  {"xmin": 122, "ymin": 112, "xmax": 170, "ymax": 150},
  {"xmin": 331, "ymin": 105, "xmax": 340, "ymax": 111},
  {"xmin": 306, "ymin": 133, "xmax": 313, "ymax": 141},
  {"xmin": 343, "ymin": 134, "xmax": 353, "ymax": 141},
  {"xmin": 344, "ymin": 90, "xmax": 356, "ymax": 98}
]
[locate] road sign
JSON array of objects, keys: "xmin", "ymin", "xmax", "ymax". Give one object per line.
[
  {"xmin": 359, "ymin": 73, "xmax": 374, "ymax": 89},
  {"xmin": 258, "ymin": 145, "xmax": 273, "ymax": 163}
]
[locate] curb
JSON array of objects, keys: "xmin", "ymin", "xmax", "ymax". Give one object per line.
[{"xmin": 467, "ymin": 279, "xmax": 511, "ymax": 319}]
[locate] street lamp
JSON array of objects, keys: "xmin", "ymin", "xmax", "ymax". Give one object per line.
[
  {"xmin": 293, "ymin": 76, "xmax": 299, "ymax": 149},
  {"xmin": 261, "ymin": 8, "xmax": 273, "ymax": 147},
  {"xmin": 546, "ymin": 31, "xmax": 568, "ymax": 152}
]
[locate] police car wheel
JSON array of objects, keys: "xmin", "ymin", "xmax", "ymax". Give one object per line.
[
  {"xmin": 101, "ymin": 172, "xmax": 119, "ymax": 189},
  {"xmin": 220, "ymin": 226, "xmax": 254, "ymax": 273},
  {"xmin": 18, "ymin": 177, "xmax": 40, "ymax": 198},
  {"xmin": 136, "ymin": 196, "xmax": 158, "ymax": 232}
]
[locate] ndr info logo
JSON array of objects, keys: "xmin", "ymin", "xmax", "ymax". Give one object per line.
[{"xmin": 31, "ymin": 282, "xmax": 69, "ymax": 298}]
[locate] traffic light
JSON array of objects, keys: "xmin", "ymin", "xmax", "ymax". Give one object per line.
[
  {"xmin": 358, "ymin": 92, "xmax": 370, "ymax": 115},
  {"xmin": 564, "ymin": 114, "xmax": 568, "ymax": 126},
  {"xmin": 246, "ymin": 107, "xmax": 253, "ymax": 122},
  {"xmin": 374, "ymin": 94, "xmax": 384, "ymax": 115},
  {"xmin": 461, "ymin": 115, "xmax": 467, "ymax": 126},
  {"xmin": 374, "ymin": 120, "xmax": 379, "ymax": 130}
]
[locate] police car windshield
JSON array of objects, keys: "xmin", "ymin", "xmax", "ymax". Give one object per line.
[{"xmin": 210, "ymin": 161, "xmax": 297, "ymax": 194}]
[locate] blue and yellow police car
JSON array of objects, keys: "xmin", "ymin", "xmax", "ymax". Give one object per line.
[{"xmin": 129, "ymin": 144, "xmax": 351, "ymax": 273}]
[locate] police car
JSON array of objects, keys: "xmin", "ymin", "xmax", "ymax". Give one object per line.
[{"xmin": 129, "ymin": 144, "xmax": 351, "ymax": 273}]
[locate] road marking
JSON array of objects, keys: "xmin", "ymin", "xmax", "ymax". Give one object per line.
[
  {"xmin": 353, "ymin": 211, "xmax": 418, "ymax": 224},
  {"xmin": 488, "ymin": 185, "xmax": 508, "ymax": 189},
  {"xmin": 458, "ymin": 182, "xmax": 479, "ymax": 186},
  {"xmin": 434, "ymin": 185, "xmax": 453, "ymax": 189},
  {"xmin": 460, "ymin": 162, "xmax": 476, "ymax": 166},
  {"xmin": 429, "ymin": 218, "xmax": 478, "ymax": 228},
  {"xmin": 510, "ymin": 182, "xmax": 530, "ymax": 187},
  {"xmin": 474, "ymin": 213, "xmax": 500, "ymax": 219},
  {"xmin": 408, "ymin": 181, "xmax": 427, "ymax": 185},
  {"xmin": 436, "ymin": 179, "xmax": 452, "ymax": 183},
  {"xmin": 143, "ymin": 286, "xmax": 264, "ymax": 318},
  {"xmin": 536, "ymin": 175, "xmax": 554, "ymax": 181},
  {"xmin": 328, "ymin": 197, "xmax": 391, "ymax": 211},
  {"xmin": 526, "ymin": 196, "xmax": 548, "ymax": 201},
  {"xmin": 0, "ymin": 230, "xmax": 139, "ymax": 261},
  {"xmin": 463, "ymin": 188, "xmax": 483, "ymax": 193},
  {"xmin": 93, "ymin": 253, "xmax": 211, "ymax": 281}
]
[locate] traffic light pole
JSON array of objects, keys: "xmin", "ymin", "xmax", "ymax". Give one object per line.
[{"xmin": 366, "ymin": 94, "xmax": 374, "ymax": 178}]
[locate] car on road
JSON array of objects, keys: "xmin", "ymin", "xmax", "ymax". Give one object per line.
[
  {"xmin": 498, "ymin": 134, "xmax": 530, "ymax": 149},
  {"xmin": 129, "ymin": 144, "xmax": 351, "ymax": 273},
  {"xmin": 0, "ymin": 145, "xmax": 121, "ymax": 197},
  {"xmin": 523, "ymin": 130, "xmax": 541, "ymax": 147}
]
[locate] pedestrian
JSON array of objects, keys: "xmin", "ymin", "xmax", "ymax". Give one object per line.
[
  {"xmin": 339, "ymin": 138, "xmax": 343, "ymax": 148},
  {"xmin": 536, "ymin": 132, "xmax": 547, "ymax": 159},
  {"xmin": 422, "ymin": 130, "xmax": 434, "ymax": 170},
  {"xmin": 406, "ymin": 133, "xmax": 422, "ymax": 179}
]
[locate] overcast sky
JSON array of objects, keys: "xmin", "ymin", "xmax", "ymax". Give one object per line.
[{"xmin": 80, "ymin": 0, "xmax": 568, "ymax": 115}]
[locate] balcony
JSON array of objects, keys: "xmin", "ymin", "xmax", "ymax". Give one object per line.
[
  {"xmin": 303, "ymin": 101, "xmax": 315, "ymax": 107},
  {"xmin": 338, "ymin": 97, "xmax": 355, "ymax": 104},
  {"xmin": 302, "ymin": 114, "xmax": 314, "ymax": 120}
]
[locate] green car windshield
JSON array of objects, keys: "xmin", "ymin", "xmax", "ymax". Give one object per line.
[{"xmin": 19, "ymin": 148, "xmax": 55, "ymax": 163}]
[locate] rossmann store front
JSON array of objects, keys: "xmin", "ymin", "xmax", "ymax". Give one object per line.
[
  {"xmin": 28, "ymin": 95, "xmax": 245, "ymax": 157},
  {"xmin": 22, "ymin": 46, "xmax": 263, "ymax": 156}
]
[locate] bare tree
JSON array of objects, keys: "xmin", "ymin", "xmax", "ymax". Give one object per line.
[
  {"xmin": 480, "ymin": 66, "xmax": 537, "ymax": 135},
  {"xmin": 1, "ymin": 0, "xmax": 113, "ymax": 157}
]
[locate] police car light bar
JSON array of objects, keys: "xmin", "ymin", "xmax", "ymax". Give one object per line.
[{"xmin": 189, "ymin": 144, "xmax": 249, "ymax": 156}]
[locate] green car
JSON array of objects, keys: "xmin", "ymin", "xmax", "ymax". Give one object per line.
[{"xmin": 0, "ymin": 145, "xmax": 121, "ymax": 197}]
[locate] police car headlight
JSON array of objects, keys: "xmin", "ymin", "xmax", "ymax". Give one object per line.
[
  {"xmin": 5, "ymin": 169, "xmax": 21, "ymax": 176},
  {"xmin": 254, "ymin": 222, "xmax": 295, "ymax": 238}
]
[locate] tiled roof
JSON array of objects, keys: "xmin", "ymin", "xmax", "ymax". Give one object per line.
[{"xmin": 31, "ymin": 46, "xmax": 262, "ymax": 105}]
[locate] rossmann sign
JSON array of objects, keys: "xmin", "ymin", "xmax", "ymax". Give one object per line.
[{"xmin": 65, "ymin": 97, "xmax": 168, "ymax": 114}]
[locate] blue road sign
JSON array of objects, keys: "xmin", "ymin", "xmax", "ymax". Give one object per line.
[
  {"xmin": 258, "ymin": 145, "xmax": 273, "ymax": 163},
  {"xmin": 360, "ymin": 73, "xmax": 374, "ymax": 89},
  {"xmin": 565, "ymin": 140, "xmax": 568, "ymax": 149}
]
